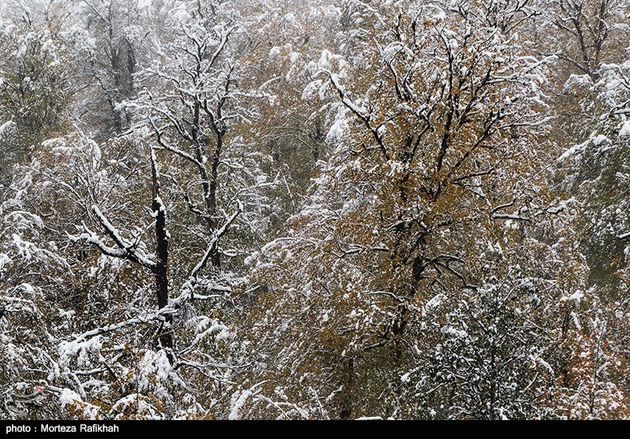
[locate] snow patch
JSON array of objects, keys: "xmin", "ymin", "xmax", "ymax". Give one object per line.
[
  {"xmin": 558, "ymin": 139, "xmax": 589, "ymax": 161},
  {"xmin": 326, "ymin": 112, "xmax": 348, "ymax": 145},
  {"xmin": 59, "ymin": 389, "xmax": 81, "ymax": 408},
  {"xmin": 0, "ymin": 253, "xmax": 12, "ymax": 271},
  {"xmin": 229, "ymin": 389, "xmax": 254, "ymax": 420},
  {"xmin": 0, "ymin": 121, "xmax": 16, "ymax": 139},
  {"xmin": 592, "ymin": 134, "xmax": 608, "ymax": 146},
  {"xmin": 424, "ymin": 293, "xmax": 446, "ymax": 312},
  {"xmin": 619, "ymin": 121, "xmax": 630, "ymax": 139},
  {"xmin": 563, "ymin": 74, "xmax": 593, "ymax": 93}
]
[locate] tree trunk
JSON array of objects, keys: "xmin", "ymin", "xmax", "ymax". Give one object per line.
[
  {"xmin": 150, "ymin": 149, "xmax": 173, "ymax": 355},
  {"xmin": 153, "ymin": 197, "xmax": 172, "ymax": 352},
  {"xmin": 207, "ymin": 134, "xmax": 223, "ymax": 268}
]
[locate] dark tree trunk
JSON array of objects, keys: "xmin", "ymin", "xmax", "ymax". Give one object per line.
[
  {"xmin": 153, "ymin": 197, "xmax": 172, "ymax": 352},
  {"xmin": 150, "ymin": 149, "xmax": 173, "ymax": 355},
  {"xmin": 207, "ymin": 134, "xmax": 223, "ymax": 268}
]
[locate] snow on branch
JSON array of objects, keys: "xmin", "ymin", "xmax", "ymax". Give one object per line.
[
  {"xmin": 69, "ymin": 206, "xmax": 157, "ymax": 270},
  {"xmin": 174, "ymin": 201, "xmax": 243, "ymax": 304},
  {"xmin": 320, "ymin": 69, "xmax": 390, "ymax": 160},
  {"xmin": 189, "ymin": 200, "xmax": 243, "ymax": 280},
  {"xmin": 207, "ymin": 26, "xmax": 235, "ymax": 70},
  {"xmin": 69, "ymin": 309, "xmax": 174, "ymax": 344}
]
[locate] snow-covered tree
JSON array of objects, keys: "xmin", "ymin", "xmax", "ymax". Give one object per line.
[
  {"xmin": 0, "ymin": 0, "xmax": 627, "ymax": 421},
  {"xmin": 0, "ymin": 1, "xmax": 74, "ymax": 186}
]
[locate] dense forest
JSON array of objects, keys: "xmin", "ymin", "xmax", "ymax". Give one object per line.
[{"xmin": 0, "ymin": 0, "xmax": 628, "ymax": 420}]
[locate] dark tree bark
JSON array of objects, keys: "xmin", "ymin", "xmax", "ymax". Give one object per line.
[{"xmin": 149, "ymin": 148, "xmax": 173, "ymax": 353}]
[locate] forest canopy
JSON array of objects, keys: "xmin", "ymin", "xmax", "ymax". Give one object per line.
[{"xmin": 0, "ymin": 0, "xmax": 628, "ymax": 420}]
